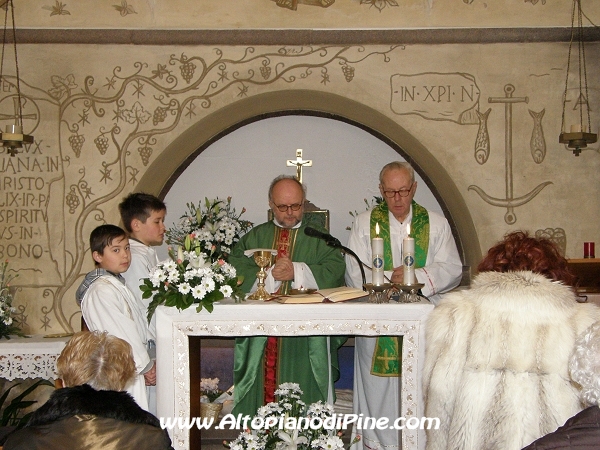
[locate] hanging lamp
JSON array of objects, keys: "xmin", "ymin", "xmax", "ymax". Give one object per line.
[
  {"xmin": 0, "ymin": 0, "xmax": 33, "ymax": 157},
  {"xmin": 558, "ymin": 0, "xmax": 597, "ymax": 156}
]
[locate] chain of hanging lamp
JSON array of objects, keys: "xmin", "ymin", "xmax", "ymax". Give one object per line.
[
  {"xmin": 3, "ymin": 0, "xmax": 23, "ymax": 130},
  {"xmin": 559, "ymin": 0, "xmax": 597, "ymax": 156},
  {"xmin": 0, "ymin": 0, "xmax": 33, "ymax": 156}
]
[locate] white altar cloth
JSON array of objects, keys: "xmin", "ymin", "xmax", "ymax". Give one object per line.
[
  {"xmin": 0, "ymin": 334, "xmax": 71, "ymax": 380},
  {"xmin": 156, "ymin": 297, "xmax": 434, "ymax": 450}
]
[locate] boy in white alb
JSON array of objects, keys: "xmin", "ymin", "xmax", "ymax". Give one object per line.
[
  {"xmin": 119, "ymin": 193, "xmax": 166, "ymax": 414},
  {"xmin": 75, "ymin": 224, "xmax": 155, "ymax": 411},
  {"xmin": 119, "ymin": 193, "xmax": 167, "ymax": 341}
]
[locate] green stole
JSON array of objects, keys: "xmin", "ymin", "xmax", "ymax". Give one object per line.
[
  {"xmin": 271, "ymin": 226, "xmax": 298, "ymax": 295},
  {"xmin": 369, "ymin": 201, "xmax": 429, "ymax": 376}
]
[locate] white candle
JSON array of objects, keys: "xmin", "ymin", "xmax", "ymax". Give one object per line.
[
  {"xmin": 371, "ymin": 223, "xmax": 384, "ymax": 286},
  {"xmin": 403, "ymin": 223, "xmax": 415, "ymax": 285},
  {"xmin": 570, "ymin": 124, "xmax": 583, "ymax": 133}
]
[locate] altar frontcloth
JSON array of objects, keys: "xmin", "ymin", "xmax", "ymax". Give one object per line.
[
  {"xmin": 155, "ymin": 297, "xmax": 434, "ymax": 450},
  {"xmin": 0, "ymin": 334, "xmax": 70, "ymax": 381}
]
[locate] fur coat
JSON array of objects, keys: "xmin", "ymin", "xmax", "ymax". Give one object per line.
[
  {"xmin": 424, "ymin": 271, "xmax": 600, "ymax": 450},
  {"xmin": 4, "ymin": 384, "xmax": 173, "ymax": 450}
]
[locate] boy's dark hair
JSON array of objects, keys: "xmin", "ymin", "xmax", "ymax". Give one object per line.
[
  {"xmin": 118, "ymin": 193, "xmax": 166, "ymax": 233},
  {"xmin": 90, "ymin": 224, "xmax": 127, "ymax": 259}
]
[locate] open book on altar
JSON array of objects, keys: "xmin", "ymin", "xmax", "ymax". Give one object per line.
[{"xmin": 273, "ymin": 286, "xmax": 367, "ymax": 304}]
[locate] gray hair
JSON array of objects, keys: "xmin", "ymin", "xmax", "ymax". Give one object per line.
[
  {"xmin": 268, "ymin": 175, "xmax": 307, "ymax": 201},
  {"xmin": 570, "ymin": 321, "xmax": 600, "ymax": 407},
  {"xmin": 379, "ymin": 161, "xmax": 415, "ymax": 185}
]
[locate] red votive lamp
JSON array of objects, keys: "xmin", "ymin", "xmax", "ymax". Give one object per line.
[{"xmin": 584, "ymin": 242, "xmax": 595, "ymax": 259}]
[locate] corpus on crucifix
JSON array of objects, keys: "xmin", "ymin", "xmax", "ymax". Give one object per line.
[{"xmin": 286, "ymin": 149, "xmax": 312, "ymax": 184}]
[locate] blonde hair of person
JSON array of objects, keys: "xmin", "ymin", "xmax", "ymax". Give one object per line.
[
  {"xmin": 57, "ymin": 331, "xmax": 136, "ymax": 391},
  {"xmin": 570, "ymin": 321, "xmax": 600, "ymax": 407}
]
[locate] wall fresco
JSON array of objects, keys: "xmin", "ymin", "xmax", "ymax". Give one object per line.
[
  {"xmin": 468, "ymin": 84, "xmax": 552, "ymax": 225},
  {"xmin": 1, "ymin": 44, "xmax": 401, "ymax": 333}
]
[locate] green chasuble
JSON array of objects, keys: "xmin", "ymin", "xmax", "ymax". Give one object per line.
[
  {"xmin": 369, "ymin": 201, "xmax": 429, "ymax": 376},
  {"xmin": 228, "ymin": 221, "xmax": 347, "ymax": 417}
]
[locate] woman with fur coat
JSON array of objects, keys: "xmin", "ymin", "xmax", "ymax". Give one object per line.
[
  {"xmin": 4, "ymin": 331, "xmax": 173, "ymax": 450},
  {"xmin": 424, "ymin": 231, "xmax": 600, "ymax": 450}
]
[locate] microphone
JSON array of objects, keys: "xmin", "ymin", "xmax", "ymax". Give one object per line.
[
  {"xmin": 304, "ymin": 227, "xmax": 367, "ymax": 289},
  {"xmin": 304, "ymin": 227, "xmax": 342, "ymax": 248}
]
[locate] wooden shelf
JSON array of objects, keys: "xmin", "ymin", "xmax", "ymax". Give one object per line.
[{"xmin": 567, "ymin": 259, "xmax": 600, "ymax": 293}]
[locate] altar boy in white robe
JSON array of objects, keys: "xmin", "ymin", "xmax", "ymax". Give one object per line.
[
  {"xmin": 76, "ymin": 224, "xmax": 155, "ymax": 411},
  {"xmin": 345, "ymin": 161, "xmax": 462, "ymax": 450}
]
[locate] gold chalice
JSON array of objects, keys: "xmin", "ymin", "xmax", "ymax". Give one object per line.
[{"xmin": 247, "ymin": 249, "xmax": 275, "ymax": 301}]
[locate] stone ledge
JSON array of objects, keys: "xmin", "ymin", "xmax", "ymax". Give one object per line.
[{"xmin": 12, "ymin": 27, "xmax": 600, "ymax": 45}]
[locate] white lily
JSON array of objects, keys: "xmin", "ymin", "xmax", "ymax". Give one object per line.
[
  {"xmin": 276, "ymin": 428, "xmax": 308, "ymax": 450},
  {"xmin": 189, "ymin": 252, "xmax": 207, "ymax": 269}
]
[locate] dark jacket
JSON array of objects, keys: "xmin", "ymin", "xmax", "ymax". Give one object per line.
[
  {"xmin": 522, "ymin": 406, "xmax": 600, "ymax": 450},
  {"xmin": 4, "ymin": 384, "xmax": 173, "ymax": 450}
]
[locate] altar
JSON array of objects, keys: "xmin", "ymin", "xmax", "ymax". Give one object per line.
[
  {"xmin": 0, "ymin": 335, "xmax": 71, "ymax": 381},
  {"xmin": 155, "ymin": 297, "xmax": 434, "ymax": 450}
]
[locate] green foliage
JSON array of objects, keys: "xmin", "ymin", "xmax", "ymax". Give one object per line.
[
  {"xmin": 0, "ymin": 379, "xmax": 54, "ymax": 428},
  {"xmin": 346, "ymin": 196, "xmax": 384, "ymax": 230}
]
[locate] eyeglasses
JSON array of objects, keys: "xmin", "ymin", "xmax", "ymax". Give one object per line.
[
  {"xmin": 273, "ymin": 203, "xmax": 303, "ymax": 212},
  {"xmin": 382, "ymin": 184, "xmax": 414, "ymax": 198}
]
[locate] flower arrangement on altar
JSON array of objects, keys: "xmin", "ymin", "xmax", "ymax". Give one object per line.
[
  {"xmin": 141, "ymin": 233, "xmax": 244, "ymax": 321},
  {"xmin": 141, "ymin": 197, "xmax": 251, "ymax": 320},
  {"xmin": 0, "ymin": 261, "xmax": 22, "ymax": 339},
  {"xmin": 201, "ymin": 377, "xmax": 224, "ymax": 403},
  {"xmin": 227, "ymin": 383, "xmax": 359, "ymax": 450},
  {"xmin": 165, "ymin": 197, "xmax": 253, "ymax": 262}
]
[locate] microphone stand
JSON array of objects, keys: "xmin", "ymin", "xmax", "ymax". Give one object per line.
[
  {"xmin": 321, "ymin": 237, "xmax": 367, "ymax": 290},
  {"xmin": 340, "ymin": 246, "xmax": 367, "ymax": 290}
]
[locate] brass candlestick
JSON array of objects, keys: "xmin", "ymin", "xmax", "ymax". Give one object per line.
[
  {"xmin": 247, "ymin": 249, "xmax": 274, "ymax": 301},
  {"xmin": 393, "ymin": 282, "xmax": 425, "ymax": 303}
]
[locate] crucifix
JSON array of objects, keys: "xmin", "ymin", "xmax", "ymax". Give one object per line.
[{"xmin": 286, "ymin": 149, "xmax": 312, "ymax": 184}]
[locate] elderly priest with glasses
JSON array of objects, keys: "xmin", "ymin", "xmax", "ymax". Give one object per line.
[
  {"xmin": 345, "ymin": 161, "xmax": 462, "ymax": 450},
  {"xmin": 229, "ymin": 175, "xmax": 346, "ymax": 418}
]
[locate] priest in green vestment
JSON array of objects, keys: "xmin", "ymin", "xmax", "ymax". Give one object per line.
[{"xmin": 229, "ymin": 175, "xmax": 346, "ymax": 417}]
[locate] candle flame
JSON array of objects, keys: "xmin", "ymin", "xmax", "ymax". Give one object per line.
[
  {"xmin": 407, "ymin": 223, "xmax": 410, "ymax": 236},
  {"xmin": 375, "ymin": 222, "xmax": 380, "ymax": 237}
]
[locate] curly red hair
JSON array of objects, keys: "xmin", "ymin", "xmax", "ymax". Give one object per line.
[{"xmin": 477, "ymin": 230, "xmax": 576, "ymax": 286}]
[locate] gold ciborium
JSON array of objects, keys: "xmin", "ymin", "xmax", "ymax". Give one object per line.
[{"xmin": 247, "ymin": 249, "xmax": 276, "ymax": 301}]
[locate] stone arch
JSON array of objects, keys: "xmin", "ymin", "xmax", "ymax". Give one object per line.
[{"xmin": 137, "ymin": 89, "xmax": 481, "ymax": 276}]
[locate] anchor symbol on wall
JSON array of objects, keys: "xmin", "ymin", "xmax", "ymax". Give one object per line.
[{"xmin": 468, "ymin": 84, "xmax": 552, "ymax": 225}]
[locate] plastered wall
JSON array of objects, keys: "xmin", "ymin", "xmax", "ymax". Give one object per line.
[{"xmin": 2, "ymin": 0, "xmax": 599, "ymax": 333}]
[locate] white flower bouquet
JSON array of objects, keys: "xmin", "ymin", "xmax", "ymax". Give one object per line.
[
  {"xmin": 0, "ymin": 260, "xmax": 22, "ymax": 339},
  {"xmin": 201, "ymin": 377, "xmax": 224, "ymax": 403},
  {"xmin": 227, "ymin": 383, "xmax": 359, "ymax": 450},
  {"xmin": 140, "ymin": 233, "xmax": 244, "ymax": 321},
  {"xmin": 166, "ymin": 197, "xmax": 252, "ymax": 263}
]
